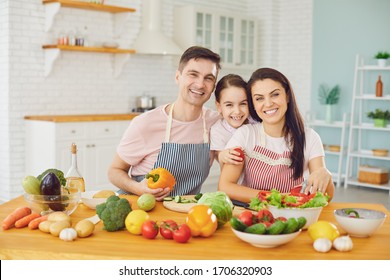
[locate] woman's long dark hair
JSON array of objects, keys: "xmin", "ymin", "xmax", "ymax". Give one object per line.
[{"xmin": 247, "ymin": 68, "xmax": 306, "ymax": 180}]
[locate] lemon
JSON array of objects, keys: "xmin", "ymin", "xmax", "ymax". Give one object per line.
[
  {"xmin": 125, "ymin": 210, "xmax": 149, "ymax": 235},
  {"xmin": 308, "ymin": 221, "xmax": 340, "ymax": 241}
]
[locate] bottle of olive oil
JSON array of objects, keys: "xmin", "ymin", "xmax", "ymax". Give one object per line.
[{"xmin": 65, "ymin": 143, "xmax": 85, "ymax": 193}]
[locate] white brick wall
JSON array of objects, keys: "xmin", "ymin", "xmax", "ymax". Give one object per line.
[{"xmin": 1, "ymin": 0, "xmax": 313, "ymax": 202}]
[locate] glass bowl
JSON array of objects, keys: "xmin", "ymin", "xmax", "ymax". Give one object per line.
[{"xmin": 24, "ymin": 192, "xmax": 81, "ymax": 216}]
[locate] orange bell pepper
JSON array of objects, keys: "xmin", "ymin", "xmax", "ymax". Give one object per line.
[
  {"xmin": 185, "ymin": 205, "xmax": 218, "ymax": 237},
  {"xmin": 145, "ymin": 167, "xmax": 176, "ymax": 190}
]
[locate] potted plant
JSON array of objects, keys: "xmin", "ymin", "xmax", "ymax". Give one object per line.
[
  {"xmin": 318, "ymin": 84, "xmax": 340, "ymax": 123},
  {"xmin": 367, "ymin": 109, "xmax": 390, "ymax": 127},
  {"xmin": 374, "ymin": 51, "xmax": 390, "ymax": 67}
]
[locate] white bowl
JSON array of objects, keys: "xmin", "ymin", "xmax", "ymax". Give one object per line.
[
  {"xmin": 231, "ymin": 228, "xmax": 301, "ymax": 248},
  {"xmin": 267, "ymin": 204, "xmax": 326, "ymax": 229},
  {"xmin": 334, "ymin": 208, "xmax": 386, "ymax": 237},
  {"xmin": 81, "ymin": 191, "xmax": 116, "ymax": 209}
]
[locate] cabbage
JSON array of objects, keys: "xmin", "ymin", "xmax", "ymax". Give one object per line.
[{"xmin": 197, "ymin": 191, "xmax": 233, "ymax": 229}]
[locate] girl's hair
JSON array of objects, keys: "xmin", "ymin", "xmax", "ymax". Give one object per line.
[
  {"xmin": 247, "ymin": 68, "xmax": 306, "ymax": 180},
  {"xmin": 214, "ymin": 74, "xmax": 247, "ymax": 102}
]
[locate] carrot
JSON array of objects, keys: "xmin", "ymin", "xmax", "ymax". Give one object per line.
[
  {"xmin": 28, "ymin": 214, "xmax": 49, "ymax": 230},
  {"xmin": 2, "ymin": 207, "xmax": 32, "ymax": 230},
  {"xmin": 15, "ymin": 212, "xmax": 41, "ymax": 228}
]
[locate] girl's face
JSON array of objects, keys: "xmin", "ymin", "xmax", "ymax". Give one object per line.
[
  {"xmin": 216, "ymin": 86, "xmax": 249, "ymax": 128},
  {"xmin": 251, "ymin": 78, "xmax": 288, "ymax": 129}
]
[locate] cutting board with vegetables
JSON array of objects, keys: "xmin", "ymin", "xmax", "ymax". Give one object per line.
[
  {"xmin": 163, "ymin": 195, "xmax": 197, "ymax": 213},
  {"xmin": 163, "ymin": 195, "xmax": 251, "ymax": 215}
]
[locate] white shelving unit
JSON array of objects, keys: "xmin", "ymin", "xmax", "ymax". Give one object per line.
[
  {"xmin": 306, "ymin": 113, "xmax": 349, "ymax": 188},
  {"xmin": 344, "ymin": 54, "xmax": 390, "ymax": 193}
]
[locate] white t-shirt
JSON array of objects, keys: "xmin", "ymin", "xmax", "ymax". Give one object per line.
[
  {"xmin": 210, "ymin": 118, "xmax": 235, "ymax": 151},
  {"xmin": 226, "ymin": 123, "xmax": 325, "ymax": 178},
  {"xmin": 117, "ymin": 104, "xmax": 220, "ymax": 176}
]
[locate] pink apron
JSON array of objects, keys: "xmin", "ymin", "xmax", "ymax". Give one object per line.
[{"xmin": 245, "ymin": 125, "xmax": 303, "ymax": 193}]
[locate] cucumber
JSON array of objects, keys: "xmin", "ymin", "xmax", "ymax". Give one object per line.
[
  {"xmin": 163, "ymin": 197, "xmax": 173, "ymax": 201},
  {"xmin": 244, "ymin": 223, "xmax": 267, "ymax": 234},
  {"xmin": 282, "ymin": 218, "xmax": 299, "ymax": 234},
  {"xmin": 297, "ymin": 217, "xmax": 307, "ymax": 230},
  {"xmin": 174, "ymin": 195, "xmax": 182, "ymax": 203},
  {"xmin": 230, "ymin": 217, "xmax": 247, "ymax": 232},
  {"xmin": 267, "ymin": 220, "xmax": 286, "ymax": 235}
]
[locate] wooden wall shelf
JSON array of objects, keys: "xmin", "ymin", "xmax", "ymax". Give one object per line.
[
  {"xmin": 42, "ymin": 0, "xmax": 136, "ymax": 13},
  {"xmin": 42, "ymin": 45, "xmax": 135, "ymax": 77}
]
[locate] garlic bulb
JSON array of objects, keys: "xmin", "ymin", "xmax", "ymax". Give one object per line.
[
  {"xmin": 313, "ymin": 238, "xmax": 332, "ymax": 253},
  {"xmin": 333, "ymin": 235, "xmax": 353, "ymax": 252},
  {"xmin": 59, "ymin": 228, "xmax": 77, "ymax": 241}
]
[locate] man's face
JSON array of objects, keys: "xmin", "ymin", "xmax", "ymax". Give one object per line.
[{"xmin": 175, "ymin": 58, "xmax": 218, "ymax": 107}]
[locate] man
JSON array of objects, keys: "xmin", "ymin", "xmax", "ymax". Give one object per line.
[{"xmin": 108, "ymin": 46, "xmax": 221, "ymax": 201}]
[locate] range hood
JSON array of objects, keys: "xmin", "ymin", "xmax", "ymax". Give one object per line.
[{"xmin": 133, "ymin": 0, "xmax": 183, "ymax": 55}]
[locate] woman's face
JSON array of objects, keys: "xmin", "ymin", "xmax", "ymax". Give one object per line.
[
  {"xmin": 216, "ymin": 86, "xmax": 249, "ymax": 128},
  {"xmin": 251, "ymin": 78, "xmax": 288, "ymax": 128}
]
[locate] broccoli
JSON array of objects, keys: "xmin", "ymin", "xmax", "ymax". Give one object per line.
[
  {"xmin": 37, "ymin": 168, "xmax": 66, "ymax": 186},
  {"xmin": 96, "ymin": 195, "xmax": 132, "ymax": 232}
]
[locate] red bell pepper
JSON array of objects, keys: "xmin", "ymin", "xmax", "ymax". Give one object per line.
[{"xmin": 257, "ymin": 190, "xmax": 272, "ymax": 202}]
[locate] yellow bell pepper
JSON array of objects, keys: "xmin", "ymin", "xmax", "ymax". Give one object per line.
[
  {"xmin": 146, "ymin": 167, "xmax": 176, "ymax": 190},
  {"xmin": 185, "ymin": 205, "xmax": 218, "ymax": 237}
]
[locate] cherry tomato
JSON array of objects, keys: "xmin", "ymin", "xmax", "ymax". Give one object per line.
[
  {"xmin": 238, "ymin": 210, "xmax": 256, "ymax": 226},
  {"xmin": 172, "ymin": 224, "xmax": 191, "ymax": 243},
  {"xmin": 141, "ymin": 220, "xmax": 159, "ymax": 239},
  {"xmin": 159, "ymin": 220, "xmax": 178, "ymax": 239},
  {"xmin": 234, "ymin": 148, "xmax": 245, "ymax": 161}
]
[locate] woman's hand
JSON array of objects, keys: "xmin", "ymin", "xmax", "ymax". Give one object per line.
[{"xmin": 306, "ymin": 167, "xmax": 332, "ymax": 194}]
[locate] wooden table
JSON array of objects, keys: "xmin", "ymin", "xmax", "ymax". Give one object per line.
[{"xmin": 0, "ymin": 196, "xmax": 389, "ymax": 260}]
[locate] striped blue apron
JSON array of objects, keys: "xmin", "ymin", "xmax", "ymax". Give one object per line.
[{"xmin": 130, "ymin": 103, "xmax": 211, "ymax": 196}]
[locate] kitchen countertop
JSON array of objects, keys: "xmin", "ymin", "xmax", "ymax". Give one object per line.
[
  {"xmin": 24, "ymin": 114, "xmax": 140, "ymax": 123},
  {"xmin": 1, "ymin": 195, "xmax": 389, "ymax": 260}
]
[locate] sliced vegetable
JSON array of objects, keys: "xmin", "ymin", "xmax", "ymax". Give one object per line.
[{"xmin": 344, "ymin": 208, "xmax": 360, "ymax": 218}]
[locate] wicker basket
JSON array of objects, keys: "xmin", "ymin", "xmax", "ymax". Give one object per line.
[{"xmin": 358, "ymin": 166, "xmax": 389, "ymax": 184}]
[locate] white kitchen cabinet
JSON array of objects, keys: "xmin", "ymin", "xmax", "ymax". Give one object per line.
[
  {"xmin": 173, "ymin": 6, "xmax": 257, "ymax": 69},
  {"xmin": 306, "ymin": 113, "xmax": 349, "ymax": 188},
  {"xmin": 345, "ymin": 54, "xmax": 390, "ymax": 193},
  {"xmin": 25, "ymin": 120, "xmax": 130, "ymax": 191}
]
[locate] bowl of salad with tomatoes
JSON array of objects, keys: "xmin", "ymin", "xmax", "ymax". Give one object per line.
[{"xmin": 249, "ymin": 188, "xmax": 329, "ymax": 229}]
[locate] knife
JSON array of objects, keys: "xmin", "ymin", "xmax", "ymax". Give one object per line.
[{"xmin": 231, "ymin": 199, "xmax": 251, "ymax": 209}]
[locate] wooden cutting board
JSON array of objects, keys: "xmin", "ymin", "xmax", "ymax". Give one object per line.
[{"xmin": 162, "ymin": 195, "xmax": 254, "ymax": 216}]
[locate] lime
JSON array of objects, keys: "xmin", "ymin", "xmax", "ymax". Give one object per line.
[
  {"xmin": 308, "ymin": 221, "xmax": 340, "ymax": 241},
  {"xmin": 22, "ymin": 175, "xmax": 41, "ymax": 195},
  {"xmin": 137, "ymin": 194, "xmax": 156, "ymax": 211},
  {"xmin": 125, "ymin": 210, "xmax": 149, "ymax": 235}
]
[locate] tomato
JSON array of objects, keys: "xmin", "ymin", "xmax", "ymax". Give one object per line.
[
  {"xmin": 141, "ymin": 220, "xmax": 159, "ymax": 239},
  {"xmin": 159, "ymin": 220, "xmax": 178, "ymax": 239},
  {"xmin": 238, "ymin": 210, "xmax": 256, "ymax": 226},
  {"xmin": 234, "ymin": 148, "xmax": 245, "ymax": 161},
  {"xmin": 275, "ymin": 216, "xmax": 287, "ymax": 222},
  {"xmin": 172, "ymin": 224, "xmax": 191, "ymax": 243},
  {"xmin": 257, "ymin": 209, "xmax": 274, "ymax": 223}
]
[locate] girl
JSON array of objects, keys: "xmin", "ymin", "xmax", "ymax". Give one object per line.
[
  {"xmin": 210, "ymin": 74, "xmax": 250, "ymax": 169},
  {"xmin": 218, "ymin": 68, "xmax": 335, "ymax": 202}
]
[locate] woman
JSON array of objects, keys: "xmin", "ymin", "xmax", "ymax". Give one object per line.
[{"xmin": 218, "ymin": 68, "xmax": 334, "ymax": 203}]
